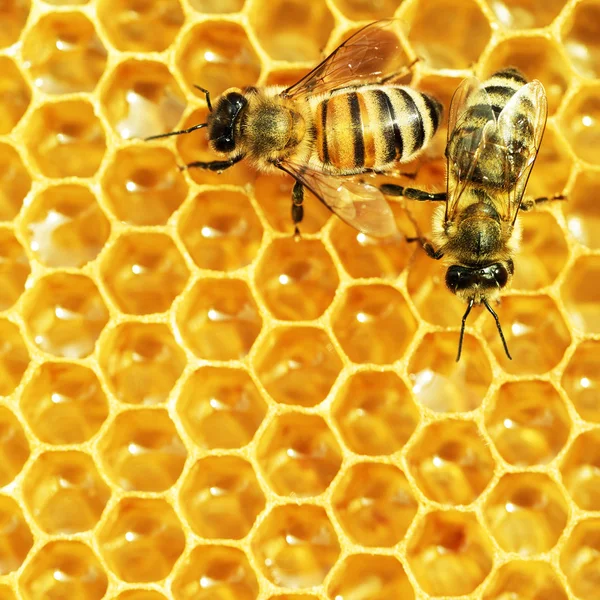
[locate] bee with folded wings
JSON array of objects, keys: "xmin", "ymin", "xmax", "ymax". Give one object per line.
[
  {"xmin": 146, "ymin": 20, "xmax": 442, "ymax": 238},
  {"xmin": 383, "ymin": 68, "xmax": 561, "ymax": 361}
]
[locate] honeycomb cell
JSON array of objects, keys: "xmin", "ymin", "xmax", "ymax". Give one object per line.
[
  {"xmin": 98, "ymin": 409, "xmax": 187, "ymax": 492},
  {"xmin": 0, "ymin": 143, "xmax": 31, "ymax": 221},
  {"xmin": 332, "ymin": 0, "xmax": 398, "ymax": 19},
  {"xmin": 486, "ymin": 381, "xmax": 571, "ymax": 466},
  {"xmin": 0, "ymin": 0, "xmax": 30, "ymax": 48},
  {"xmin": 482, "ymin": 560, "xmax": 568, "ymax": 600},
  {"xmin": 0, "ymin": 57, "xmax": 31, "ymax": 134},
  {"xmin": 561, "ymin": 430, "xmax": 600, "ymax": 511},
  {"xmin": 332, "ymin": 463, "xmax": 418, "ymax": 547},
  {"xmin": 178, "ymin": 366, "xmax": 267, "ymax": 449},
  {"xmin": 189, "ymin": 0, "xmax": 244, "ymax": 12},
  {"xmin": 97, "ymin": 0, "xmax": 184, "ymax": 52},
  {"xmin": 408, "ymin": 332, "xmax": 493, "ymax": 412},
  {"xmin": 0, "ymin": 586, "xmax": 15, "ymax": 600},
  {"xmin": 0, "ymin": 496, "xmax": 33, "ymax": 574},
  {"xmin": 268, "ymin": 596, "xmax": 317, "ymax": 600},
  {"xmin": 561, "ymin": 0, "xmax": 600, "ymax": 79},
  {"xmin": 248, "ymin": 0, "xmax": 334, "ymax": 62},
  {"xmin": 0, "ymin": 228, "xmax": 29, "ymax": 310},
  {"xmin": 328, "ymin": 555, "xmax": 414, "ymax": 600},
  {"xmin": 483, "ymin": 473, "xmax": 569, "ymax": 554},
  {"xmin": 332, "ymin": 370, "xmax": 419, "ymax": 456},
  {"xmin": 114, "ymin": 592, "xmax": 167, "ymax": 600},
  {"xmin": 251, "ymin": 504, "xmax": 340, "ymax": 588},
  {"xmin": 562, "ymin": 255, "xmax": 600, "ymax": 333},
  {"xmin": 21, "ymin": 184, "xmax": 110, "ymax": 268},
  {"xmin": 98, "ymin": 497, "xmax": 185, "ymax": 583},
  {"xmin": 19, "ymin": 541, "xmax": 107, "ymax": 600},
  {"xmin": 177, "ymin": 21, "xmax": 261, "ymax": 99},
  {"xmin": 481, "ymin": 294, "xmax": 571, "ymax": 375},
  {"xmin": 22, "ymin": 273, "xmax": 109, "ymax": 358},
  {"xmin": 22, "ymin": 450, "xmax": 110, "ymax": 534},
  {"xmin": 254, "ymin": 327, "xmax": 342, "ymax": 407},
  {"xmin": 332, "ymin": 284, "xmax": 417, "ymax": 364},
  {"xmin": 171, "ymin": 545, "xmax": 258, "ymax": 600},
  {"xmin": 401, "ymin": 0, "xmax": 491, "ymax": 69},
  {"xmin": 102, "ymin": 146, "xmax": 188, "ymax": 226},
  {"xmin": 0, "ymin": 318, "xmax": 29, "ymax": 395},
  {"xmin": 177, "ymin": 278, "xmax": 262, "ymax": 361},
  {"xmin": 256, "ymin": 413, "xmax": 342, "ymax": 497},
  {"xmin": 20, "ymin": 362, "xmax": 108, "ymax": 444},
  {"xmin": 179, "ymin": 455, "xmax": 265, "ymax": 539},
  {"xmin": 561, "ymin": 82, "xmax": 600, "ymax": 165},
  {"xmin": 0, "ymin": 407, "xmax": 29, "ymax": 486},
  {"xmin": 486, "ymin": 0, "xmax": 565, "ymax": 28},
  {"xmin": 101, "ymin": 232, "xmax": 189, "ymax": 315},
  {"xmin": 25, "ymin": 99, "xmax": 106, "ymax": 177},
  {"xmin": 22, "ymin": 12, "xmax": 107, "ymax": 94},
  {"xmin": 406, "ymin": 510, "xmax": 494, "ymax": 596},
  {"xmin": 407, "ymin": 420, "xmax": 495, "ymax": 505},
  {"xmin": 565, "ymin": 170, "xmax": 600, "ymax": 249},
  {"xmin": 562, "ymin": 340, "xmax": 600, "ymax": 422},
  {"xmin": 179, "ymin": 190, "xmax": 263, "ymax": 272},
  {"xmin": 102, "ymin": 60, "xmax": 186, "ymax": 140},
  {"xmin": 560, "ymin": 518, "xmax": 600, "ymax": 600},
  {"xmin": 98, "ymin": 322, "xmax": 186, "ymax": 406}
]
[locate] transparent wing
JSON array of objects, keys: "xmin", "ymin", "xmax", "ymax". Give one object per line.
[{"xmin": 283, "ymin": 20, "xmax": 410, "ymax": 100}]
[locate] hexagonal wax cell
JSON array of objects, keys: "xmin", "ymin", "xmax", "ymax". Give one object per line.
[
  {"xmin": 0, "ymin": 57, "xmax": 31, "ymax": 134},
  {"xmin": 560, "ymin": 429, "xmax": 600, "ymax": 511},
  {"xmin": 0, "ymin": 229, "xmax": 30, "ymax": 310},
  {"xmin": 562, "ymin": 340, "xmax": 600, "ymax": 422},
  {"xmin": 561, "ymin": 0, "xmax": 600, "ymax": 79},
  {"xmin": 486, "ymin": 0, "xmax": 565, "ymax": 29},
  {"xmin": 0, "ymin": 496, "xmax": 33, "ymax": 575},
  {"xmin": 0, "ymin": 318, "xmax": 29, "ymax": 395},
  {"xmin": 0, "ymin": 406, "xmax": 30, "ymax": 487},
  {"xmin": 564, "ymin": 169, "xmax": 600, "ymax": 249},
  {"xmin": 0, "ymin": 142, "xmax": 31, "ymax": 221},
  {"xmin": 562, "ymin": 255, "xmax": 600, "ymax": 333},
  {"xmin": 0, "ymin": 0, "xmax": 30, "ymax": 48}
]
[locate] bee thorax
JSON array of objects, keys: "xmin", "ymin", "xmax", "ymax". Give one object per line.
[
  {"xmin": 450, "ymin": 203, "xmax": 503, "ymax": 258},
  {"xmin": 246, "ymin": 105, "xmax": 302, "ymax": 155}
]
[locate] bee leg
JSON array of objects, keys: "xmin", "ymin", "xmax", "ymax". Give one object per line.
[
  {"xmin": 520, "ymin": 193, "xmax": 566, "ymax": 212},
  {"xmin": 181, "ymin": 154, "xmax": 245, "ymax": 172},
  {"xmin": 291, "ymin": 180, "xmax": 304, "ymax": 239},
  {"xmin": 380, "ymin": 184, "xmax": 447, "ymax": 202},
  {"xmin": 405, "ymin": 237, "xmax": 443, "ymax": 260}
]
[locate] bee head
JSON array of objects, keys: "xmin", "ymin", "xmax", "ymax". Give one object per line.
[{"xmin": 207, "ymin": 89, "xmax": 248, "ymax": 154}]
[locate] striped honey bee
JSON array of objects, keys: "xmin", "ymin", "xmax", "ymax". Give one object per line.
[
  {"xmin": 146, "ymin": 20, "xmax": 442, "ymax": 238},
  {"xmin": 383, "ymin": 68, "xmax": 560, "ymax": 360}
]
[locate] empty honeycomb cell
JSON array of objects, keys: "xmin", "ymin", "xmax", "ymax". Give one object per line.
[
  {"xmin": 0, "ymin": 496, "xmax": 33, "ymax": 574},
  {"xmin": 171, "ymin": 544, "xmax": 258, "ymax": 600},
  {"xmin": 407, "ymin": 420, "xmax": 495, "ymax": 505},
  {"xmin": 179, "ymin": 190, "xmax": 263, "ymax": 272},
  {"xmin": 485, "ymin": 0, "xmax": 565, "ymax": 28},
  {"xmin": 0, "ymin": 143, "xmax": 31, "ymax": 221},
  {"xmin": 481, "ymin": 294, "xmax": 571, "ymax": 375},
  {"xmin": 97, "ymin": 0, "xmax": 184, "ymax": 52},
  {"xmin": 19, "ymin": 541, "xmax": 107, "ymax": 600},
  {"xmin": 483, "ymin": 473, "xmax": 569, "ymax": 554},
  {"xmin": 114, "ymin": 592, "xmax": 167, "ymax": 600},
  {"xmin": 0, "ymin": 406, "xmax": 29, "ymax": 486},
  {"xmin": 22, "ymin": 273, "xmax": 109, "ymax": 358},
  {"xmin": 248, "ymin": 0, "xmax": 334, "ymax": 62},
  {"xmin": 101, "ymin": 146, "xmax": 188, "ymax": 226},
  {"xmin": 256, "ymin": 413, "xmax": 342, "ymax": 497},
  {"xmin": 561, "ymin": 82, "xmax": 600, "ymax": 165},
  {"xmin": 189, "ymin": 0, "xmax": 244, "ymax": 12},
  {"xmin": 22, "ymin": 12, "xmax": 106, "ymax": 94},
  {"xmin": 176, "ymin": 278, "xmax": 262, "ymax": 361},
  {"xmin": 22, "ymin": 450, "xmax": 110, "ymax": 534},
  {"xmin": 98, "ymin": 497, "xmax": 185, "ymax": 583},
  {"xmin": 561, "ymin": 519, "xmax": 600, "ymax": 600},
  {"xmin": 406, "ymin": 510, "xmax": 494, "ymax": 596},
  {"xmin": 331, "ymin": 463, "xmax": 418, "ymax": 547},
  {"xmin": 255, "ymin": 239, "xmax": 338, "ymax": 320},
  {"xmin": 332, "ymin": 0, "xmax": 398, "ymax": 19},
  {"xmin": 21, "ymin": 184, "xmax": 110, "ymax": 268},
  {"xmin": 0, "ymin": 57, "xmax": 31, "ymax": 134},
  {"xmin": 482, "ymin": 560, "xmax": 568, "ymax": 600},
  {"xmin": 20, "ymin": 362, "xmax": 108, "ymax": 444},
  {"xmin": 562, "ymin": 255, "xmax": 600, "ymax": 333},
  {"xmin": 98, "ymin": 322, "xmax": 186, "ymax": 406},
  {"xmin": 101, "ymin": 60, "xmax": 186, "ymax": 140},
  {"xmin": 561, "ymin": 0, "xmax": 600, "ymax": 78},
  {"xmin": 0, "ymin": 0, "xmax": 30, "ymax": 48},
  {"xmin": 0, "ymin": 228, "xmax": 29, "ymax": 310},
  {"xmin": 179, "ymin": 455, "xmax": 265, "ymax": 539},
  {"xmin": 328, "ymin": 554, "xmax": 414, "ymax": 600},
  {"xmin": 332, "ymin": 284, "xmax": 417, "ymax": 365},
  {"xmin": 0, "ymin": 318, "xmax": 29, "ymax": 395},
  {"xmin": 565, "ymin": 169, "xmax": 600, "ymax": 249},
  {"xmin": 562, "ymin": 340, "xmax": 600, "ymax": 422},
  {"xmin": 101, "ymin": 232, "xmax": 189, "ymax": 315},
  {"xmin": 177, "ymin": 21, "xmax": 261, "ymax": 99},
  {"xmin": 177, "ymin": 366, "xmax": 267, "ymax": 449},
  {"xmin": 251, "ymin": 504, "xmax": 340, "ymax": 588},
  {"xmin": 408, "ymin": 332, "xmax": 492, "ymax": 412},
  {"xmin": 561, "ymin": 430, "xmax": 600, "ymax": 511},
  {"xmin": 254, "ymin": 327, "xmax": 342, "ymax": 407}
]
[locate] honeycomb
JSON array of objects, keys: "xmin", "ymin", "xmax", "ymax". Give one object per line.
[{"xmin": 0, "ymin": 0, "xmax": 599, "ymax": 598}]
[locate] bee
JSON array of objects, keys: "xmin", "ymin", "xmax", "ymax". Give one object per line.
[
  {"xmin": 382, "ymin": 68, "xmax": 559, "ymax": 360},
  {"xmin": 146, "ymin": 20, "xmax": 442, "ymax": 238}
]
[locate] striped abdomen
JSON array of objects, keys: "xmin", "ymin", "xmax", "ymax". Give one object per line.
[{"xmin": 313, "ymin": 86, "xmax": 442, "ymax": 173}]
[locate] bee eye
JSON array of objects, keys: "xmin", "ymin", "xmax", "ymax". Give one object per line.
[
  {"xmin": 213, "ymin": 135, "xmax": 235, "ymax": 153},
  {"xmin": 446, "ymin": 266, "xmax": 472, "ymax": 293},
  {"xmin": 490, "ymin": 263, "xmax": 509, "ymax": 287}
]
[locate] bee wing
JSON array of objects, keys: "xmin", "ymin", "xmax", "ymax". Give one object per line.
[
  {"xmin": 283, "ymin": 20, "xmax": 409, "ymax": 99},
  {"xmin": 279, "ymin": 163, "xmax": 398, "ymax": 238}
]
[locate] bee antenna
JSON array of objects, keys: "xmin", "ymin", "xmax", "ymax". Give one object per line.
[
  {"xmin": 483, "ymin": 298, "xmax": 512, "ymax": 360},
  {"xmin": 145, "ymin": 122, "xmax": 208, "ymax": 141},
  {"xmin": 456, "ymin": 298, "xmax": 474, "ymax": 362}
]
